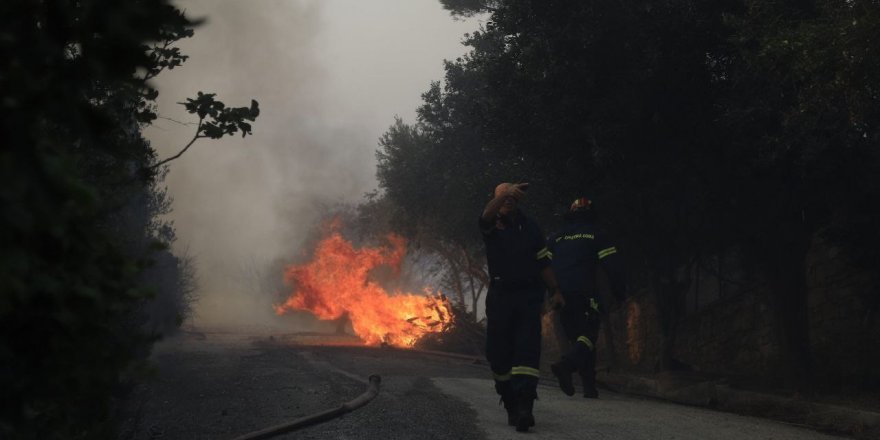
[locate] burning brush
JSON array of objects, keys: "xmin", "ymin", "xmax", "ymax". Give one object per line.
[{"xmin": 274, "ymin": 223, "xmax": 454, "ymax": 348}]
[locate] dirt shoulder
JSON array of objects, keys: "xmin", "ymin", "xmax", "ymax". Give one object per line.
[{"xmin": 597, "ymin": 370, "xmax": 880, "ymax": 440}]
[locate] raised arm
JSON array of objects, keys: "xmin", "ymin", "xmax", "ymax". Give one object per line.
[{"xmin": 481, "ymin": 182, "xmax": 528, "ymax": 222}]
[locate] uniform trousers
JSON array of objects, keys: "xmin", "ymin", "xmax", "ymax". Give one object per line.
[
  {"xmin": 485, "ymin": 284, "xmax": 544, "ymax": 399},
  {"xmin": 558, "ymin": 291, "xmax": 602, "ymax": 391}
]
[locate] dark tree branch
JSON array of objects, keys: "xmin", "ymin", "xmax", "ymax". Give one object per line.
[
  {"xmin": 157, "ymin": 115, "xmax": 198, "ymax": 127},
  {"xmin": 149, "ymin": 118, "xmax": 204, "ymax": 170}
]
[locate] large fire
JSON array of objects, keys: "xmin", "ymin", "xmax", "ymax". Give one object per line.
[{"xmin": 275, "ymin": 223, "xmax": 452, "ymax": 348}]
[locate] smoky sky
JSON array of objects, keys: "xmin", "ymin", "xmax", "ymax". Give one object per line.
[{"xmin": 144, "ymin": 0, "xmax": 481, "ymax": 328}]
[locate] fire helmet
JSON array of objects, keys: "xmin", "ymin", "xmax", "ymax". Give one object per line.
[{"xmin": 569, "ymin": 197, "xmax": 593, "ymax": 212}]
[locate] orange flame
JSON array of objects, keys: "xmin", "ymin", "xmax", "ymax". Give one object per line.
[{"xmin": 275, "ymin": 223, "xmax": 452, "ymax": 348}]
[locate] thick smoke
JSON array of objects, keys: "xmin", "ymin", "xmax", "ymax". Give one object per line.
[{"xmin": 144, "ymin": 0, "xmax": 479, "ymax": 330}]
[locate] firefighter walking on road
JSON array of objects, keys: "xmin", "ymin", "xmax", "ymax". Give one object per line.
[
  {"xmin": 479, "ymin": 182, "xmax": 563, "ymax": 432},
  {"xmin": 549, "ymin": 197, "xmax": 626, "ymax": 398}
]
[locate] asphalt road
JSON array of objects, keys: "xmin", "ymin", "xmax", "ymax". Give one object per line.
[{"xmin": 118, "ymin": 330, "xmax": 848, "ymax": 440}]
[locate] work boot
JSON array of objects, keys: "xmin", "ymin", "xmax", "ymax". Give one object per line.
[
  {"xmin": 515, "ymin": 394, "xmax": 536, "ymax": 432},
  {"xmin": 496, "ymin": 380, "xmax": 517, "ymax": 426},
  {"xmin": 551, "ymin": 361, "xmax": 576, "ymax": 396},
  {"xmin": 499, "ymin": 395, "xmax": 517, "ymax": 426},
  {"xmin": 581, "ymin": 373, "xmax": 598, "ymax": 398}
]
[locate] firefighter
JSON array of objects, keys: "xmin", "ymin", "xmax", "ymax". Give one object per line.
[
  {"xmin": 549, "ymin": 197, "xmax": 626, "ymax": 398},
  {"xmin": 479, "ymin": 182, "xmax": 563, "ymax": 432}
]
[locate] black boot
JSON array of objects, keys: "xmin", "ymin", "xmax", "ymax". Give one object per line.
[
  {"xmin": 515, "ymin": 393, "xmax": 536, "ymax": 432},
  {"xmin": 581, "ymin": 350, "xmax": 598, "ymax": 398},
  {"xmin": 500, "ymin": 395, "xmax": 517, "ymax": 426},
  {"xmin": 583, "ymin": 386, "xmax": 598, "ymax": 398},
  {"xmin": 496, "ymin": 380, "xmax": 517, "ymax": 426},
  {"xmin": 551, "ymin": 361, "xmax": 576, "ymax": 396},
  {"xmin": 580, "ymin": 372, "xmax": 598, "ymax": 398}
]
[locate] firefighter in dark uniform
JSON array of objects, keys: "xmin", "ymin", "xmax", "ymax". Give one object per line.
[
  {"xmin": 549, "ymin": 197, "xmax": 626, "ymax": 398},
  {"xmin": 479, "ymin": 182, "xmax": 563, "ymax": 432}
]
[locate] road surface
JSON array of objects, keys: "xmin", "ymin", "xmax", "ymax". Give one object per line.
[{"xmin": 118, "ymin": 330, "xmax": 847, "ymax": 440}]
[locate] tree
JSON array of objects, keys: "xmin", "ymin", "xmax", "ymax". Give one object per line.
[
  {"xmin": 382, "ymin": 0, "xmax": 739, "ymax": 366},
  {"xmin": 376, "ymin": 0, "xmax": 880, "ymax": 388},
  {"xmin": 438, "ymin": 0, "xmax": 497, "ymax": 17},
  {"xmin": 716, "ymin": 0, "xmax": 880, "ymax": 387},
  {"xmin": 0, "ymin": 1, "xmax": 260, "ymax": 437}
]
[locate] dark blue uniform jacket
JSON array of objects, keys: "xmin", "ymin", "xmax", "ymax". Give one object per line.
[
  {"xmin": 479, "ymin": 210, "xmax": 551, "ymax": 289},
  {"xmin": 548, "ymin": 220, "xmax": 625, "ymax": 302}
]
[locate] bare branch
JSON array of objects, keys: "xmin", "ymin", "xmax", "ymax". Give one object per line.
[
  {"xmin": 157, "ymin": 115, "xmax": 198, "ymax": 127},
  {"xmin": 149, "ymin": 118, "xmax": 203, "ymax": 170}
]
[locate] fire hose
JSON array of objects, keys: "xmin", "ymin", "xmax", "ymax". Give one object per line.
[{"xmin": 230, "ymin": 374, "xmax": 381, "ymax": 440}]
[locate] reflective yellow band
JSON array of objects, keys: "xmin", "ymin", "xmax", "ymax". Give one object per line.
[
  {"xmin": 590, "ymin": 297, "xmax": 600, "ymax": 312},
  {"xmin": 493, "ymin": 372, "xmax": 511, "ymax": 381},
  {"xmin": 577, "ymin": 336, "xmax": 594, "ymax": 350},
  {"xmin": 511, "ymin": 366, "xmax": 541, "ymax": 377},
  {"xmin": 536, "ymin": 247, "xmax": 552, "ymax": 260},
  {"xmin": 598, "ymin": 247, "xmax": 617, "ymax": 259},
  {"xmin": 557, "ymin": 233, "xmax": 594, "ymax": 242}
]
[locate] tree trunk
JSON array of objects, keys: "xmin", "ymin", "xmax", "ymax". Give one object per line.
[
  {"xmin": 652, "ymin": 264, "xmax": 691, "ymax": 372},
  {"xmin": 768, "ymin": 233, "xmax": 813, "ymax": 391},
  {"xmin": 861, "ymin": 285, "xmax": 880, "ymax": 389}
]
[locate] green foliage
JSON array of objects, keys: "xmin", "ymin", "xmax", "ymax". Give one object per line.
[
  {"xmin": 149, "ymin": 93, "xmax": 261, "ymax": 170},
  {"xmin": 0, "ymin": 0, "xmax": 259, "ymax": 437},
  {"xmin": 717, "ymin": 2, "xmax": 880, "ymax": 384},
  {"xmin": 182, "ymin": 92, "xmax": 261, "ymax": 139},
  {"xmin": 377, "ymin": 0, "xmax": 880, "ymax": 384},
  {"xmin": 438, "ymin": 0, "xmax": 498, "ymax": 16}
]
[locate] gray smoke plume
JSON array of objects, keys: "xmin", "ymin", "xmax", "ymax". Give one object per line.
[{"xmin": 144, "ymin": 0, "xmax": 480, "ymax": 331}]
